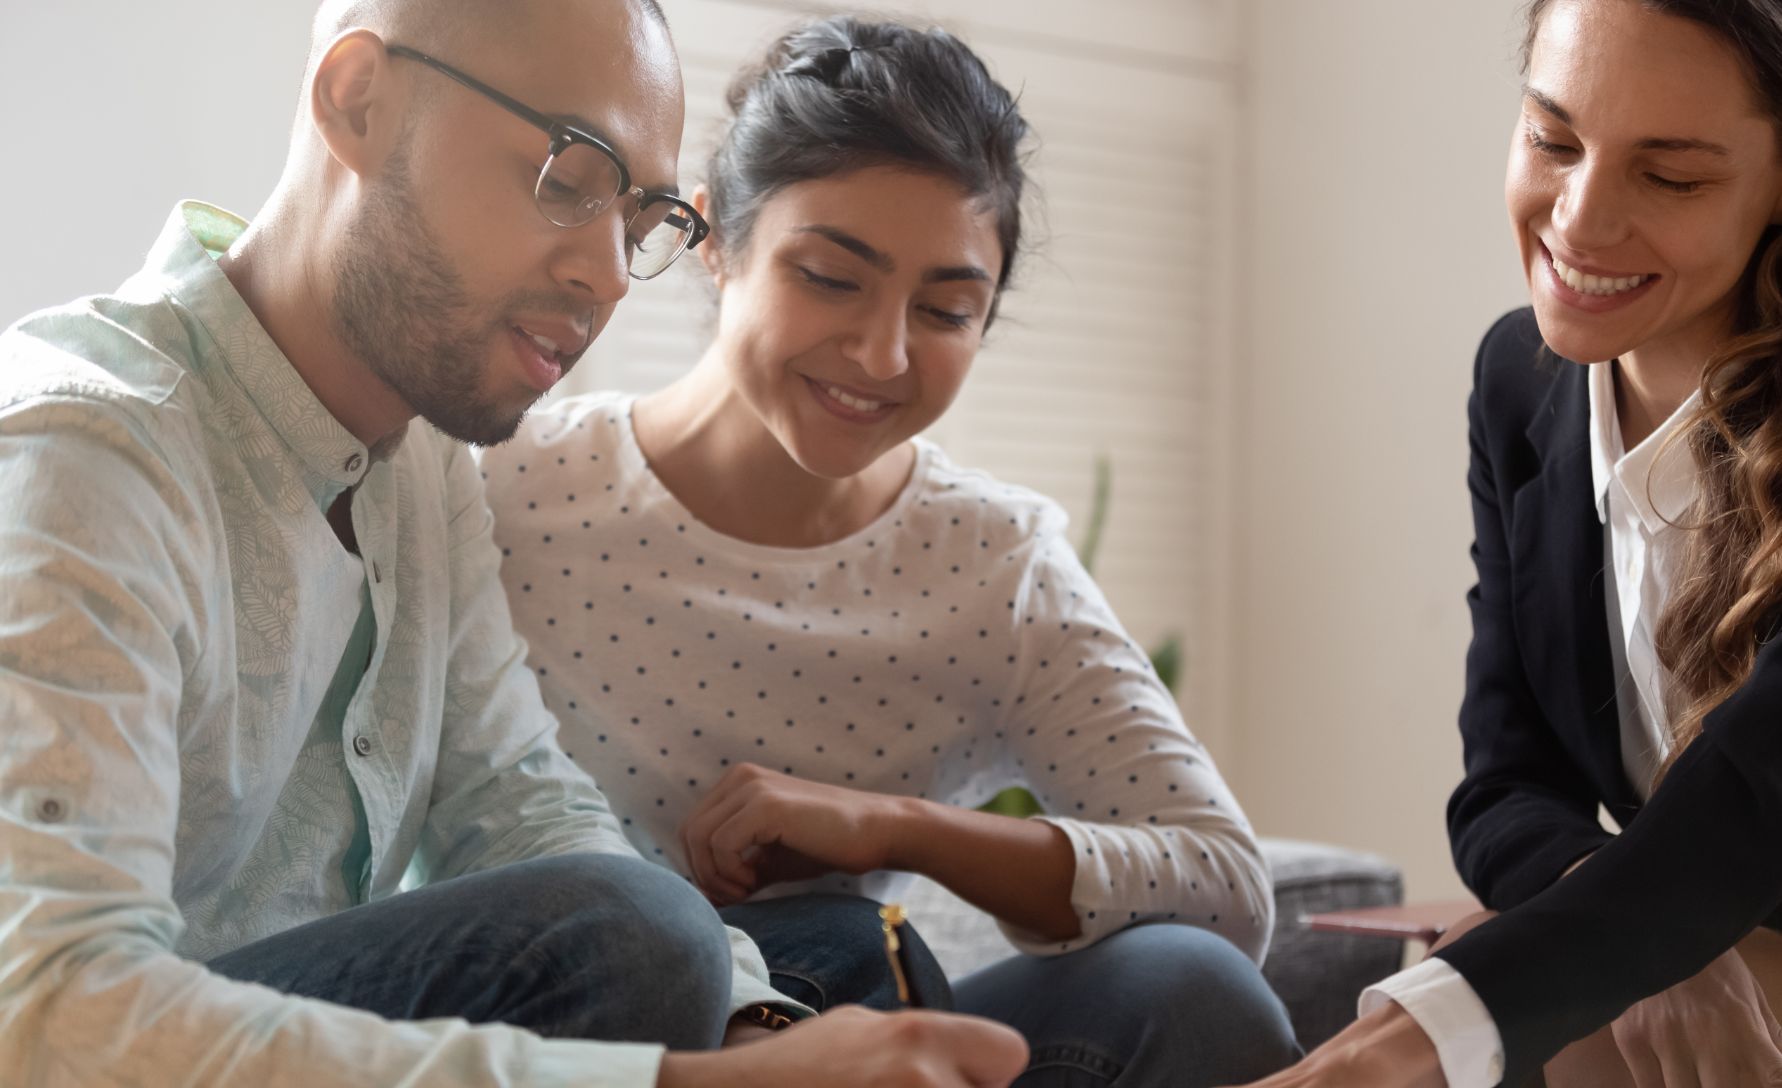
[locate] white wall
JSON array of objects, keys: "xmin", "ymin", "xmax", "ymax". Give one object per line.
[
  {"xmin": 1233, "ymin": 0, "xmax": 1533, "ymax": 899},
  {"xmin": 0, "ymin": 2, "xmax": 316, "ymax": 316}
]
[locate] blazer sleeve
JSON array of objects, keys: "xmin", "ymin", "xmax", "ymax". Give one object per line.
[
  {"xmin": 1446, "ymin": 311, "xmax": 1614, "ymax": 909},
  {"xmin": 1435, "ymin": 644, "xmax": 1782, "ymax": 1083}
]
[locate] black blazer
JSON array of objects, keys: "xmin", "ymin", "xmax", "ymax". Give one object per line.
[{"xmin": 1435, "ymin": 308, "xmax": 1782, "ymax": 1083}]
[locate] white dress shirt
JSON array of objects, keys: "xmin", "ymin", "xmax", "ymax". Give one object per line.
[{"xmin": 1361, "ymin": 358, "xmax": 1698, "ymax": 1087}]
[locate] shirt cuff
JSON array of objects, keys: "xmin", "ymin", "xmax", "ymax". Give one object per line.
[
  {"xmin": 724, "ymin": 924, "xmax": 816, "ymax": 1021},
  {"xmin": 526, "ymin": 1039, "xmax": 665, "ymax": 1087},
  {"xmin": 1360, "ymin": 957, "xmax": 1505, "ymax": 1088}
]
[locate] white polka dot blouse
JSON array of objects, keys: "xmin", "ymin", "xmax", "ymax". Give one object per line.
[{"xmin": 481, "ymin": 392, "xmax": 1272, "ymax": 961}]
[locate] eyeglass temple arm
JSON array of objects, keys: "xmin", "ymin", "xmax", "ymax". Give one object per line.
[
  {"xmin": 636, "ymin": 193, "xmax": 711, "ymax": 249},
  {"xmin": 386, "ymin": 43, "xmax": 706, "ymax": 250},
  {"xmin": 385, "ymin": 44, "xmax": 576, "ymax": 146}
]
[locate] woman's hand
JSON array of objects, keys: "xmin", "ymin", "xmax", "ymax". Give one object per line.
[
  {"xmin": 1218, "ymin": 1003, "xmax": 1445, "ymax": 1088},
  {"xmin": 679, "ymin": 763, "xmax": 912, "ymax": 903},
  {"xmin": 1592, "ymin": 945, "xmax": 1782, "ymax": 1088}
]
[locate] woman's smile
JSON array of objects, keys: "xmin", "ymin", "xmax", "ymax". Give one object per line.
[{"xmin": 803, "ymin": 375, "xmax": 900, "ymax": 423}]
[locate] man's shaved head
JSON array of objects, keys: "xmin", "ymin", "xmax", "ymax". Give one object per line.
[
  {"xmin": 311, "ymin": 0, "xmax": 666, "ymax": 62},
  {"xmin": 256, "ymin": 0, "xmax": 685, "ymax": 445},
  {"xmin": 300, "ymin": 0, "xmax": 680, "ymax": 147}
]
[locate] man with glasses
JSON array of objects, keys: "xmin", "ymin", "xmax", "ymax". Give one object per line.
[{"xmin": 0, "ymin": 1, "xmax": 1026, "ymax": 1086}]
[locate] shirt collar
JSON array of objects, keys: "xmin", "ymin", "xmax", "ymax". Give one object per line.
[
  {"xmin": 1587, "ymin": 359, "xmax": 1617, "ymax": 524},
  {"xmin": 141, "ymin": 201, "xmax": 382, "ymax": 511},
  {"xmin": 1586, "ymin": 356, "xmax": 1700, "ymax": 534}
]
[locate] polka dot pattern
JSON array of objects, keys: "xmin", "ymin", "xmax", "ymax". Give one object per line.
[{"xmin": 479, "ymin": 392, "xmax": 1273, "ymax": 962}]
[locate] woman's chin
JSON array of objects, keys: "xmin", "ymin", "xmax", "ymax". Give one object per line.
[
  {"xmin": 1530, "ymin": 302, "xmax": 1633, "ymax": 365},
  {"xmin": 787, "ymin": 443, "xmax": 881, "ymax": 481}
]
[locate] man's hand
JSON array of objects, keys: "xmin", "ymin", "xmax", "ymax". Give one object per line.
[
  {"xmin": 1592, "ymin": 945, "xmax": 1782, "ymax": 1088},
  {"xmin": 1218, "ymin": 1003, "xmax": 1446, "ymax": 1088},
  {"xmin": 658, "ymin": 1005, "xmax": 1029, "ymax": 1088},
  {"xmin": 678, "ymin": 763, "xmax": 910, "ymax": 904}
]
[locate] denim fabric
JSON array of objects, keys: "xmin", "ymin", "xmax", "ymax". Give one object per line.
[
  {"xmin": 955, "ymin": 923, "xmax": 1303, "ymax": 1087},
  {"xmin": 723, "ymin": 895, "xmax": 1301, "ymax": 1088},
  {"xmin": 720, "ymin": 893, "xmax": 954, "ymax": 1012},
  {"xmin": 209, "ymin": 854, "xmax": 735, "ymax": 1051}
]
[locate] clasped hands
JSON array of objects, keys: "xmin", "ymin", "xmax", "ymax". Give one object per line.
[{"xmin": 678, "ymin": 762, "xmax": 910, "ymax": 904}]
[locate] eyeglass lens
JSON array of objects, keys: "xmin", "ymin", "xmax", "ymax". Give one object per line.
[
  {"xmin": 535, "ymin": 141, "xmax": 625, "ymax": 227},
  {"xmin": 627, "ymin": 199, "xmax": 697, "ymax": 280},
  {"xmin": 536, "ymin": 142, "xmax": 695, "ymax": 279}
]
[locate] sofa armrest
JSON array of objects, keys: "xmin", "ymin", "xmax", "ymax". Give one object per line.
[{"xmin": 1261, "ymin": 837, "xmax": 1405, "ymax": 1047}]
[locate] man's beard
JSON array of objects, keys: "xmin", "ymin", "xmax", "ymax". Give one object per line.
[{"xmin": 332, "ymin": 147, "xmax": 544, "ymax": 447}]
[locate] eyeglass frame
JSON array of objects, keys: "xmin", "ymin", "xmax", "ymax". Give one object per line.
[{"xmin": 384, "ymin": 44, "xmax": 710, "ymax": 279}]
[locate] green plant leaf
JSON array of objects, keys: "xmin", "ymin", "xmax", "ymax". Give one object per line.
[
  {"xmin": 1150, "ymin": 634, "xmax": 1183, "ymax": 695},
  {"xmin": 1076, "ymin": 452, "xmax": 1113, "ymax": 577},
  {"xmin": 979, "ymin": 785, "xmax": 1044, "ymax": 818}
]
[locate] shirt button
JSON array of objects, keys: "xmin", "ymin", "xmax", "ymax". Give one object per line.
[
  {"xmin": 353, "ymin": 735, "xmax": 373, "ymax": 757},
  {"xmin": 37, "ymin": 797, "xmax": 66, "ymax": 823},
  {"xmin": 345, "ymin": 453, "xmax": 364, "ymax": 473}
]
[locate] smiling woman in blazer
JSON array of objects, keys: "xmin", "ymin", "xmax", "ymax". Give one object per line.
[{"xmin": 1237, "ymin": 2, "xmax": 1782, "ymax": 1087}]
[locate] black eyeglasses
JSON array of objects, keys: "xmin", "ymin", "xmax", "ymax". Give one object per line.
[{"xmin": 386, "ymin": 44, "xmax": 708, "ymax": 280}]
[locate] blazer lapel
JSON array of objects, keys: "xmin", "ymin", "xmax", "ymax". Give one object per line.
[{"xmin": 1509, "ymin": 359, "xmax": 1642, "ymax": 819}]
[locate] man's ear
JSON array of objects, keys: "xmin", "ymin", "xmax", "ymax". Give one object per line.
[
  {"xmin": 310, "ymin": 30, "xmax": 408, "ymax": 179},
  {"xmin": 691, "ymin": 186, "xmax": 727, "ymax": 287}
]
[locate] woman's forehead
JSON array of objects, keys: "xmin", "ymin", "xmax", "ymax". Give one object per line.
[{"xmin": 1528, "ymin": 0, "xmax": 1768, "ymax": 138}]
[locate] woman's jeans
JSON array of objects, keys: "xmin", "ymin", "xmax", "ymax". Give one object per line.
[
  {"xmin": 720, "ymin": 893, "xmax": 1303, "ymax": 1088},
  {"xmin": 209, "ymin": 853, "xmax": 735, "ymax": 1050}
]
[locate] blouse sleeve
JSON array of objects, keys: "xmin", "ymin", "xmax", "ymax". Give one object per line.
[{"xmin": 995, "ymin": 528, "xmax": 1273, "ymax": 963}]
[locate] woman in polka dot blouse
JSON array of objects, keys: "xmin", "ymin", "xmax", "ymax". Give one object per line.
[{"xmin": 482, "ymin": 15, "xmax": 1298, "ymax": 1085}]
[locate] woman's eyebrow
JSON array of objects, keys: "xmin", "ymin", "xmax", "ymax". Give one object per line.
[
  {"xmin": 796, "ymin": 225, "xmax": 990, "ymax": 283},
  {"xmin": 924, "ymin": 266, "xmax": 992, "ymax": 285},
  {"xmin": 1523, "ymin": 85, "xmax": 1573, "ymax": 123},
  {"xmin": 798, "ymin": 225, "xmax": 893, "ymax": 271},
  {"xmin": 1635, "ymin": 135, "xmax": 1732, "ymax": 156},
  {"xmin": 1523, "ymin": 84, "xmax": 1732, "ymax": 156}
]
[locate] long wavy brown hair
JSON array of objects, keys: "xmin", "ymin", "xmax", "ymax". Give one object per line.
[{"xmin": 1523, "ymin": 0, "xmax": 1782, "ymax": 780}]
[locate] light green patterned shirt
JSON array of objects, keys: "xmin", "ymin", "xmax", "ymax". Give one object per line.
[{"xmin": 0, "ymin": 203, "xmax": 793, "ymax": 1087}]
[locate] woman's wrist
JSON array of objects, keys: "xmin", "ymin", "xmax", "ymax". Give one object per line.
[
  {"xmin": 1309, "ymin": 1003, "xmax": 1447, "ymax": 1087},
  {"xmin": 875, "ymin": 797, "xmax": 1080, "ymax": 940},
  {"xmin": 877, "ymin": 794, "xmax": 940, "ymax": 874}
]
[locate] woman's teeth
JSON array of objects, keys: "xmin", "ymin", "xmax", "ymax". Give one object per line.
[
  {"xmin": 826, "ymin": 384, "xmax": 886, "ymax": 412},
  {"xmin": 1551, "ymin": 255, "xmax": 1650, "ymax": 296}
]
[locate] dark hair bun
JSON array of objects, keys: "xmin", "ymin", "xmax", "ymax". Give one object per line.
[{"xmin": 708, "ymin": 16, "xmax": 1031, "ymax": 307}]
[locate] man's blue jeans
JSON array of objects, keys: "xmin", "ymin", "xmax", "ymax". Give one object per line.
[
  {"xmin": 209, "ymin": 853, "xmax": 735, "ymax": 1050},
  {"xmin": 721, "ymin": 894, "xmax": 1303, "ymax": 1088}
]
